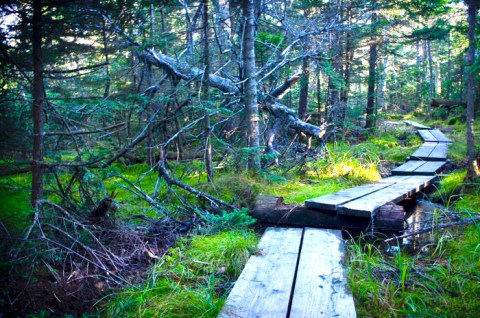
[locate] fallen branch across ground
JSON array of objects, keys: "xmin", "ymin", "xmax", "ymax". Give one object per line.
[{"xmin": 384, "ymin": 216, "xmax": 480, "ymax": 243}]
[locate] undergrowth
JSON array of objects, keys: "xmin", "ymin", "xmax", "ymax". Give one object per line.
[
  {"xmin": 101, "ymin": 230, "xmax": 258, "ymax": 318},
  {"xmin": 346, "ymin": 224, "xmax": 480, "ymax": 317}
]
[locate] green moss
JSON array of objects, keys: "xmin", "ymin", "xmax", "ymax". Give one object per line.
[
  {"xmin": 103, "ymin": 230, "xmax": 258, "ymax": 318},
  {"xmin": 0, "ymin": 174, "xmax": 32, "ymax": 233}
]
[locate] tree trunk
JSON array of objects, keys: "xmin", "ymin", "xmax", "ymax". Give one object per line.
[
  {"xmin": 31, "ymin": 0, "xmax": 45, "ymax": 208},
  {"xmin": 102, "ymin": 20, "xmax": 110, "ymax": 98},
  {"xmin": 378, "ymin": 56, "xmax": 388, "ymax": 112},
  {"xmin": 341, "ymin": 2, "xmax": 353, "ymax": 137},
  {"xmin": 203, "ymin": 0, "xmax": 214, "ymax": 182},
  {"xmin": 465, "ymin": 0, "xmax": 479, "ymax": 181},
  {"xmin": 416, "ymin": 40, "xmax": 423, "ymax": 106},
  {"xmin": 316, "ymin": 64, "xmax": 323, "ymax": 124},
  {"xmin": 241, "ymin": 0, "xmax": 260, "ymax": 171},
  {"xmin": 298, "ymin": 56, "xmax": 309, "ymax": 119},
  {"xmin": 427, "ymin": 39, "xmax": 435, "ymax": 111},
  {"xmin": 365, "ymin": 0, "xmax": 378, "ymax": 130}
]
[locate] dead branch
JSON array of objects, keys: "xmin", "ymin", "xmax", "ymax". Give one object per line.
[
  {"xmin": 158, "ymin": 151, "xmax": 236, "ymax": 211},
  {"xmin": 268, "ymin": 69, "xmax": 302, "ymax": 99},
  {"xmin": 140, "ymin": 48, "xmax": 327, "ymax": 139},
  {"xmin": 384, "ymin": 216, "xmax": 480, "ymax": 243},
  {"xmin": 141, "ymin": 48, "xmax": 240, "ymax": 95},
  {"xmin": 101, "ymin": 108, "xmax": 161, "ymax": 167},
  {"xmin": 45, "ymin": 121, "xmax": 127, "ymax": 136}
]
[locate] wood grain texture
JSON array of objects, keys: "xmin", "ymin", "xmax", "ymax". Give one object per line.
[
  {"xmin": 290, "ymin": 228, "xmax": 356, "ymax": 318},
  {"xmin": 410, "ymin": 143, "xmax": 436, "ymax": 160},
  {"xmin": 338, "ymin": 176, "xmax": 435, "ymax": 217},
  {"xmin": 253, "ymin": 196, "xmax": 404, "ymax": 230},
  {"xmin": 391, "ymin": 160, "xmax": 426, "ymax": 175},
  {"xmin": 413, "ymin": 161, "xmax": 446, "ymax": 175},
  {"xmin": 219, "ymin": 227, "xmax": 302, "ymax": 318},
  {"xmin": 428, "ymin": 143, "xmax": 448, "ymax": 160},
  {"xmin": 305, "ymin": 176, "xmax": 410, "ymax": 210}
]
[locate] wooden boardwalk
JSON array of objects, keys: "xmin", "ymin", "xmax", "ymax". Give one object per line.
[
  {"xmin": 219, "ymin": 227, "xmax": 356, "ymax": 318},
  {"xmin": 305, "ymin": 123, "xmax": 450, "ymax": 218},
  {"xmin": 409, "ymin": 142, "xmax": 448, "ymax": 161},
  {"xmin": 220, "ymin": 121, "xmax": 450, "ymax": 317}
]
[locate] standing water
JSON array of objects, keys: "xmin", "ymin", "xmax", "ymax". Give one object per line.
[{"xmin": 402, "ymin": 198, "xmax": 452, "ymax": 249}]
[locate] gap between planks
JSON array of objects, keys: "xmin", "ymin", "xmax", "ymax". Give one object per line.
[{"xmin": 219, "ymin": 227, "xmax": 356, "ymax": 318}]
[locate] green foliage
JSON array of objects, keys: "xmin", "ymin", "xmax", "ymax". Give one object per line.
[
  {"xmin": 347, "ymin": 225, "xmax": 480, "ymax": 317},
  {"xmin": 102, "ymin": 230, "xmax": 258, "ymax": 318},
  {"xmin": 0, "ymin": 174, "xmax": 32, "ymax": 233},
  {"xmin": 200, "ymin": 173, "xmax": 260, "ymax": 209},
  {"xmin": 198, "ymin": 209, "xmax": 256, "ymax": 236},
  {"xmin": 432, "ymin": 170, "xmax": 466, "ymax": 205}
]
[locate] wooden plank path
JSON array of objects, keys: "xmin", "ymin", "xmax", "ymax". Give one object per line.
[
  {"xmin": 391, "ymin": 160, "xmax": 446, "ymax": 176},
  {"xmin": 219, "ymin": 227, "xmax": 356, "ymax": 318},
  {"xmin": 305, "ymin": 122, "xmax": 450, "ymax": 218},
  {"xmin": 220, "ymin": 121, "xmax": 450, "ymax": 317},
  {"xmin": 410, "ymin": 142, "xmax": 448, "ymax": 161},
  {"xmin": 404, "ymin": 120, "xmax": 431, "ymax": 129},
  {"xmin": 418, "ymin": 129, "xmax": 451, "ymax": 143},
  {"xmin": 338, "ymin": 175, "xmax": 435, "ymax": 217}
]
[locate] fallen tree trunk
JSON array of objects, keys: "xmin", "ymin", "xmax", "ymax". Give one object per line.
[
  {"xmin": 430, "ymin": 98, "xmax": 466, "ymax": 109},
  {"xmin": 140, "ymin": 48, "xmax": 327, "ymax": 139}
]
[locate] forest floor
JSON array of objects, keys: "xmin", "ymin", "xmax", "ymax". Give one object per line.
[{"xmin": 0, "ymin": 116, "xmax": 479, "ymax": 317}]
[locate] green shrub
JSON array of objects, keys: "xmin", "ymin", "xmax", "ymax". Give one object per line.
[{"xmin": 198, "ymin": 208, "xmax": 256, "ymax": 235}]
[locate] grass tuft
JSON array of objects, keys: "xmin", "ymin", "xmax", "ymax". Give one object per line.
[{"xmin": 102, "ymin": 230, "xmax": 258, "ymax": 318}]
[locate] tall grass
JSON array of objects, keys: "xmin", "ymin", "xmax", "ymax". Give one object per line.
[
  {"xmin": 346, "ymin": 225, "xmax": 480, "ymax": 317},
  {"xmin": 346, "ymin": 160, "xmax": 480, "ymax": 317}
]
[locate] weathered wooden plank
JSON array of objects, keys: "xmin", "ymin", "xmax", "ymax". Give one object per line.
[
  {"xmin": 428, "ymin": 143, "xmax": 448, "ymax": 160},
  {"xmin": 290, "ymin": 228, "xmax": 356, "ymax": 318},
  {"xmin": 404, "ymin": 120, "xmax": 431, "ymax": 129},
  {"xmin": 219, "ymin": 227, "xmax": 302, "ymax": 318},
  {"xmin": 338, "ymin": 176, "xmax": 435, "ymax": 217},
  {"xmin": 410, "ymin": 143, "xmax": 436, "ymax": 160},
  {"xmin": 391, "ymin": 160, "xmax": 426, "ymax": 175},
  {"xmin": 429, "ymin": 129, "xmax": 452, "ymax": 143},
  {"xmin": 305, "ymin": 176, "xmax": 411, "ymax": 210},
  {"xmin": 253, "ymin": 196, "xmax": 404, "ymax": 230},
  {"xmin": 418, "ymin": 130, "xmax": 437, "ymax": 142},
  {"xmin": 413, "ymin": 161, "xmax": 446, "ymax": 175}
]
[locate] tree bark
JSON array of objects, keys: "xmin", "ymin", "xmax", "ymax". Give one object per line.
[
  {"xmin": 31, "ymin": 0, "xmax": 45, "ymax": 208},
  {"xmin": 298, "ymin": 56, "xmax": 309, "ymax": 120},
  {"xmin": 465, "ymin": 0, "xmax": 479, "ymax": 181},
  {"xmin": 241, "ymin": 0, "xmax": 261, "ymax": 170},
  {"xmin": 203, "ymin": 0, "xmax": 214, "ymax": 182},
  {"xmin": 365, "ymin": 0, "xmax": 378, "ymax": 130},
  {"xmin": 427, "ymin": 39, "xmax": 435, "ymax": 111}
]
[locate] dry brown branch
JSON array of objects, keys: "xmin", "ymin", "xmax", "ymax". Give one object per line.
[
  {"xmin": 158, "ymin": 150, "xmax": 236, "ymax": 211},
  {"xmin": 384, "ymin": 216, "xmax": 480, "ymax": 243}
]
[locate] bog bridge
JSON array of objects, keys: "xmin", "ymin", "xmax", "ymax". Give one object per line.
[{"xmin": 219, "ymin": 122, "xmax": 451, "ymax": 318}]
